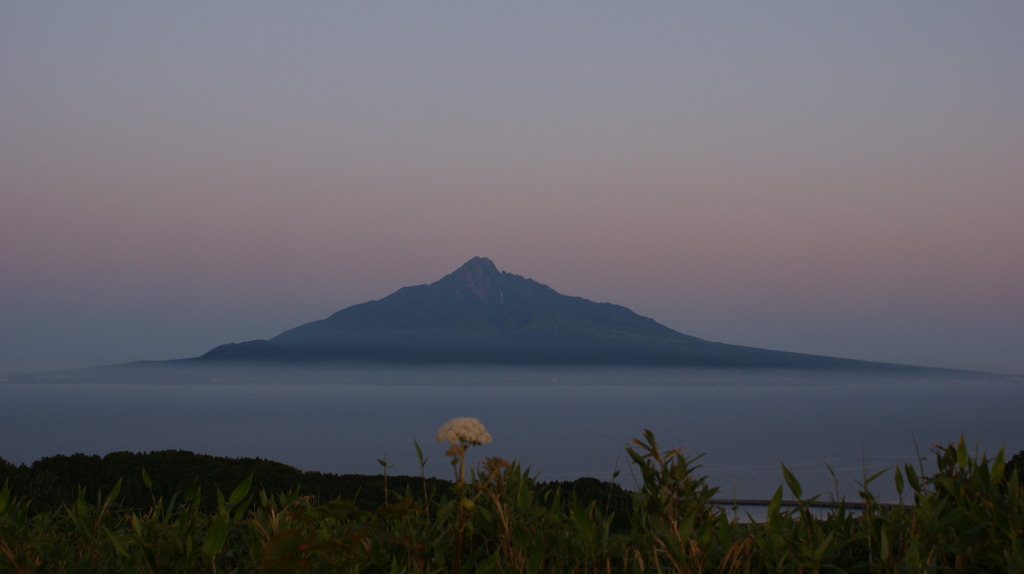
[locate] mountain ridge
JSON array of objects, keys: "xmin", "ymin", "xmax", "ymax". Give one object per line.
[{"xmin": 198, "ymin": 257, "xmax": 911, "ymax": 369}]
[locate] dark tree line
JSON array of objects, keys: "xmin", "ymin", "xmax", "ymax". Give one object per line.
[
  {"xmin": 0, "ymin": 450, "xmax": 632, "ymax": 529},
  {"xmin": 5, "ymin": 447, "xmax": 1018, "ymax": 532}
]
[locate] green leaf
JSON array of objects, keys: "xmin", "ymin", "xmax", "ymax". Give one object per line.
[
  {"xmin": 880, "ymin": 526, "xmax": 890, "ymax": 561},
  {"xmin": 781, "ymin": 464, "xmax": 802, "ymax": 499},
  {"xmin": 991, "ymin": 448, "xmax": 1006, "ymax": 485},
  {"xmin": 571, "ymin": 497, "xmax": 596, "ymax": 542},
  {"xmin": 813, "ymin": 533, "xmax": 835, "ymax": 562},
  {"xmin": 902, "ymin": 540, "xmax": 921, "ymax": 569},
  {"xmin": 863, "ymin": 467, "xmax": 888, "ymax": 487},
  {"xmin": 106, "ymin": 529, "xmax": 130, "ymax": 558},
  {"xmin": 476, "ymin": 550, "xmax": 500, "ymax": 573},
  {"xmin": 904, "ymin": 464, "xmax": 921, "ymax": 492},
  {"xmin": 74, "ymin": 487, "xmax": 88, "ymax": 515},
  {"xmin": 185, "ymin": 480, "xmax": 202, "ymax": 506},
  {"xmin": 767, "ymin": 485, "xmax": 784, "ymax": 520},
  {"xmin": 228, "ymin": 473, "xmax": 253, "ymax": 508},
  {"xmin": 203, "ymin": 513, "xmax": 229, "ymax": 557},
  {"xmin": 414, "ymin": 440, "xmax": 428, "ymax": 467},
  {"xmin": 956, "ymin": 439, "xmax": 969, "ymax": 469},
  {"xmin": 937, "ymin": 476, "xmax": 957, "ymax": 496},
  {"xmin": 104, "ymin": 478, "xmax": 123, "ymax": 507}
]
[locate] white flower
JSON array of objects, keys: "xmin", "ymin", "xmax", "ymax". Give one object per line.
[{"xmin": 436, "ymin": 417, "xmax": 492, "ymax": 446}]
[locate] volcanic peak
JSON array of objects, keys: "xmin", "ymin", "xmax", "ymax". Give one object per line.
[{"xmin": 443, "ymin": 256, "xmax": 501, "ymax": 300}]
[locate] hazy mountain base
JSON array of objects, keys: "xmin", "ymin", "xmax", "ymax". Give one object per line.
[
  {"xmin": 8, "ymin": 360, "xmax": 990, "ymax": 387},
  {"xmin": 198, "ymin": 337, "xmax": 918, "ymax": 369}
]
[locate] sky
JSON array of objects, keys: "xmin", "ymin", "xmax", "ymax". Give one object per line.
[{"xmin": 2, "ymin": 2, "xmax": 1021, "ymax": 375}]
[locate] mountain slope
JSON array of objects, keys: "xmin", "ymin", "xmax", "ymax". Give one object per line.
[{"xmin": 199, "ymin": 257, "xmax": 901, "ymax": 368}]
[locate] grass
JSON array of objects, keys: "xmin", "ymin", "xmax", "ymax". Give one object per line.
[{"xmin": 1, "ymin": 431, "xmax": 1022, "ymax": 573}]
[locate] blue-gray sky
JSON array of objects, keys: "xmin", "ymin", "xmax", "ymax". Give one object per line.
[{"xmin": 2, "ymin": 2, "xmax": 1022, "ymax": 374}]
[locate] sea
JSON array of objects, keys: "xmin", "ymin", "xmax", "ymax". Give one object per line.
[{"xmin": 2, "ymin": 364, "xmax": 1022, "ymax": 504}]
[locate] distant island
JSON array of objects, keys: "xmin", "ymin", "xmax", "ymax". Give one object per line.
[{"xmin": 194, "ymin": 257, "xmax": 914, "ymax": 370}]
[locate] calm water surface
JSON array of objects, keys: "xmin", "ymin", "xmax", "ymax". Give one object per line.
[{"xmin": 2, "ymin": 365, "xmax": 1021, "ymax": 502}]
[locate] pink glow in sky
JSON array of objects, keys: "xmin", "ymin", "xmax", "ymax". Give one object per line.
[{"xmin": 2, "ymin": 3, "xmax": 1022, "ymax": 374}]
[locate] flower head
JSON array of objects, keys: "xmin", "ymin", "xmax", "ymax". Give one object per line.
[{"xmin": 436, "ymin": 417, "xmax": 492, "ymax": 446}]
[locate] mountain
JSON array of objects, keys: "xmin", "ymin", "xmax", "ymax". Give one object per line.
[{"xmin": 198, "ymin": 257, "xmax": 905, "ymax": 369}]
